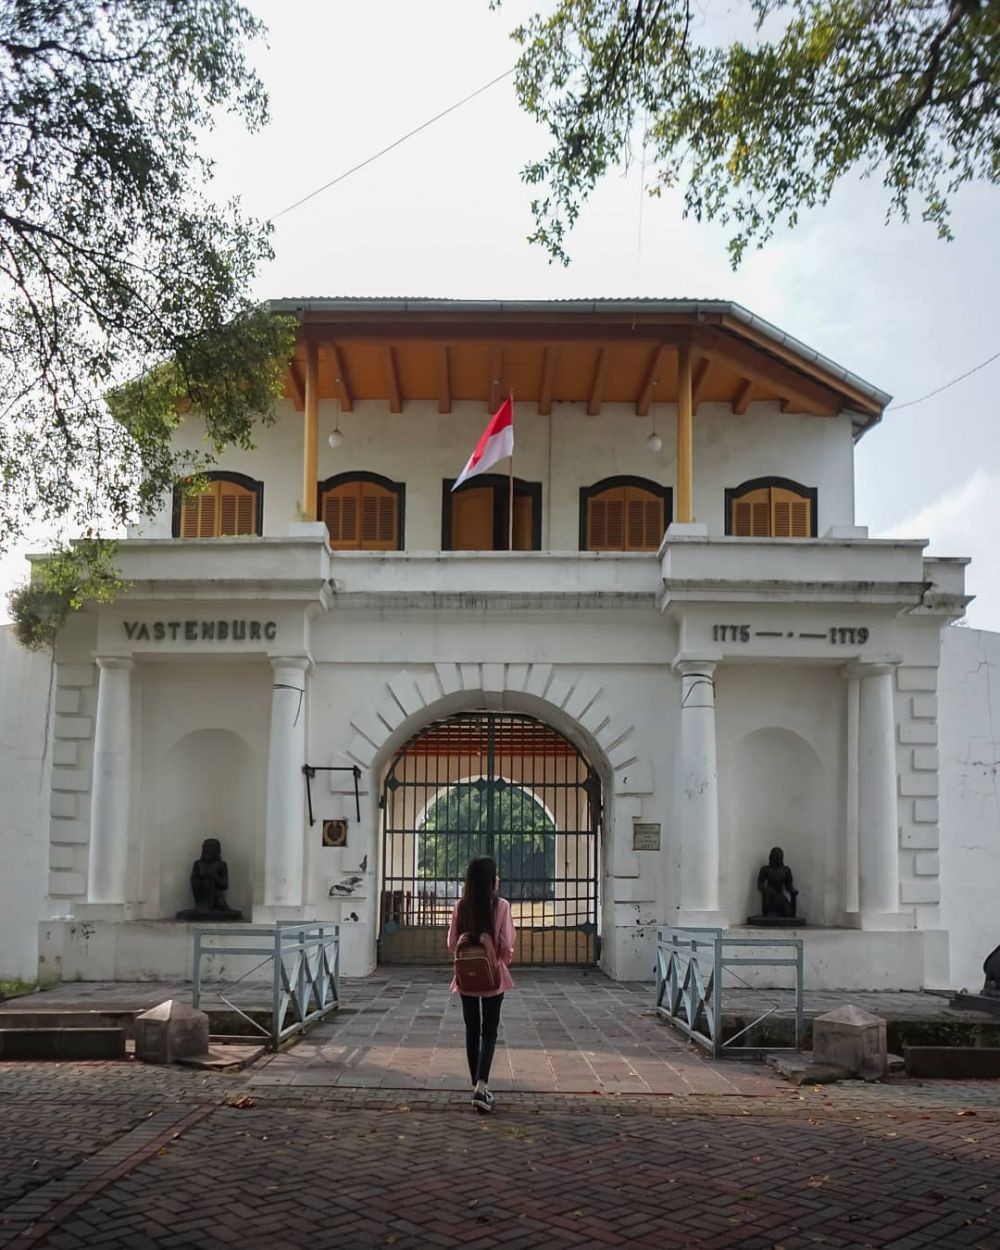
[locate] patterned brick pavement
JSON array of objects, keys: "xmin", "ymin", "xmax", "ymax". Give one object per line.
[
  {"xmin": 249, "ymin": 969, "xmax": 780, "ymax": 1096},
  {"xmin": 2, "ymin": 1061, "xmax": 1000, "ymax": 1249},
  {"xmin": 3, "ymin": 970, "xmax": 1000, "ymax": 1248}
]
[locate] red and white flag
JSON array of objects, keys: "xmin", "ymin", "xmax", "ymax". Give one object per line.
[{"xmin": 451, "ymin": 396, "xmax": 514, "ymax": 490}]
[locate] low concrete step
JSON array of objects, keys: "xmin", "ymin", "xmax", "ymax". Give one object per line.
[
  {"xmin": 0, "ymin": 1027, "xmax": 126, "ymax": 1060},
  {"xmin": 904, "ymin": 1046, "xmax": 1000, "ymax": 1078}
]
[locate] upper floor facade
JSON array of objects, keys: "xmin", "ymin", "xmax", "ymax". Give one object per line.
[{"xmin": 132, "ymin": 298, "xmax": 890, "ymax": 554}]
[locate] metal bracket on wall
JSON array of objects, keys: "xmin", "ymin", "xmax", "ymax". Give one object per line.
[{"xmin": 302, "ymin": 764, "xmax": 362, "ymax": 826}]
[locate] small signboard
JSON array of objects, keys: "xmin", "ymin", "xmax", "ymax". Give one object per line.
[
  {"xmin": 633, "ymin": 822, "xmax": 661, "ymax": 852},
  {"xmin": 322, "ymin": 819, "xmax": 348, "ymax": 848}
]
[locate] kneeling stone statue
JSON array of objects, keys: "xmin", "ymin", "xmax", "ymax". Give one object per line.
[
  {"xmin": 176, "ymin": 838, "xmax": 242, "ymax": 921},
  {"xmin": 748, "ymin": 846, "xmax": 806, "ymax": 926}
]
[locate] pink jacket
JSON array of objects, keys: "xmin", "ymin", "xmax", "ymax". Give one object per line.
[{"xmin": 447, "ymin": 896, "xmax": 516, "ymax": 995}]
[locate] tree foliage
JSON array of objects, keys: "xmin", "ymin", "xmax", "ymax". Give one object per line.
[
  {"xmin": 6, "ymin": 537, "xmax": 126, "ymax": 649},
  {"xmin": 505, "ymin": 0, "xmax": 1000, "ymax": 264},
  {"xmin": 0, "ymin": 0, "xmax": 296, "ymax": 551},
  {"xmin": 419, "ymin": 780, "xmax": 556, "ymax": 900}
]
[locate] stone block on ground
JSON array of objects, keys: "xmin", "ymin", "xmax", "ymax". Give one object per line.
[
  {"xmin": 134, "ymin": 999, "xmax": 210, "ymax": 1065},
  {"xmin": 765, "ymin": 1053, "xmax": 844, "ymax": 1086},
  {"xmin": 812, "ymin": 1004, "xmax": 888, "ymax": 1081}
]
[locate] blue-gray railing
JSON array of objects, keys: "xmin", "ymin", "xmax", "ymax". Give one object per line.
[
  {"xmin": 192, "ymin": 921, "xmax": 340, "ymax": 1050},
  {"xmin": 655, "ymin": 926, "xmax": 804, "ymax": 1057}
]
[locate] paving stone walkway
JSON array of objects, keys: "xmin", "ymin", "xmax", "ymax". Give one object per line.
[
  {"xmin": 249, "ymin": 969, "xmax": 780, "ymax": 1096},
  {"xmin": 2, "ymin": 1059, "xmax": 1000, "ymax": 1249}
]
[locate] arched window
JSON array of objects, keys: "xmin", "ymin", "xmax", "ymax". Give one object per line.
[
  {"xmin": 318, "ymin": 472, "xmax": 404, "ymax": 550},
  {"xmin": 725, "ymin": 477, "xmax": 817, "ymax": 538},
  {"xmin": 579, "ymin": 477, "xmax": 672, "ymax": 552},
  {"xmin": 172, "ymin": 472, "xmax": 262, "ymax": 538}
]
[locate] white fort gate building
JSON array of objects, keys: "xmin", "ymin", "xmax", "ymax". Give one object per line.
[{"xmin": 7, "ymin": 298, "xmax": 998, "ymax": 992}]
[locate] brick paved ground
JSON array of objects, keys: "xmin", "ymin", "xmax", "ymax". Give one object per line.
[
  {"xmin": 3, "ymin": 971, "xmax": 1000, "ymax": 1248},
  {"xmin": 1, "ymin": 1060, "xmax": 1000, "ymax": 1249}
]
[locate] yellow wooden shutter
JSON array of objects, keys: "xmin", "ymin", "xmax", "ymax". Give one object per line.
[
  {"xmin": 180, "ymin": 479, "xmax": 256, "ymax": 537},
  {"xmin": 323, "ymin": 481, "xmax": 398, "ymax": 549},
  {"xmin": 218, "ymin": 481, "xmax": 256, "ymax": 536},
  {"xmin": 732, "ymin": 487, "xmax": 771, "ymax": 537},
  {"xmin": 588, "ymin": 487, "xmax": 626, "ymax": 550},
  {"xmin": 623, "ymin": 487, "xmax": 664, "ymax": 551},
  {"xmin": 359, "ymin": 482, "xmax": 397, "ymax": 550},
  {"xmin": 732, "ymin": 485, "xmax": 811, "ymax": 536},
  {"xmin": 323, "ymin": 482, "xmax": 360, "ymax": 548},
  {"xmin": 180, "ymin": 490, "xmax": 202, "ymax": 538},
  {"xmin": 772, "ymin": 488, "xmax": 811, "ymax": 538}
]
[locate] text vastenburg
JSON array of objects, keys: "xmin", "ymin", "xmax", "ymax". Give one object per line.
[{"xmin": 122, "ymin": 620, "xmax": 277, "ymax": 642}]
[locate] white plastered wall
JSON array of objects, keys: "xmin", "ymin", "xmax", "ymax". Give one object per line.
[
  {"xmin": 305, "ymin": 604, "xmax": 674, "ymax": 980},
  {"xmin": 715, "ymin": 664, "xmax": 845, "ymax": 927},
  {"xmin": 0, "ymin": 626, "xmax": 51, "ymax": 979},
  {"xmin": 136, "ymin": 663, "xmax": 271, "ymax": 918},
  {"xmin": 939, "ymin": 625, "xmax": 1000, "ymax": 990},
  {"xmin": 131, "ymin": 400, "xmax": 857, "ymax": 544}
]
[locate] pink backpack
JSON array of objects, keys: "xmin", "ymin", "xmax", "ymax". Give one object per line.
[{"xmin": 454, "ymin": 931, "xmax": 501, "ymax": 994}]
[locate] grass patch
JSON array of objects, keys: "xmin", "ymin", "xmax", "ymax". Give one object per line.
[{"xmin": 0, "ymin": 979, "xmax": 38, "ymax": 999}]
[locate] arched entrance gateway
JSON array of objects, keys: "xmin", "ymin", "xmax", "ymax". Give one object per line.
[{"xmin": 379, "ymin": 712, "xmax": 602, "ymax": 965}]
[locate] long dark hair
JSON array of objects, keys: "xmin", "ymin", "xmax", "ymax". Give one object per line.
[{"xmin": 456, "ymin": 856, "xmax": 497, "ymax": 939}]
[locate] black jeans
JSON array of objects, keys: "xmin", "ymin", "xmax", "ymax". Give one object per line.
[{"xmin": 460, "ymin": 993, "xmax": 504, "ymax": 1084}]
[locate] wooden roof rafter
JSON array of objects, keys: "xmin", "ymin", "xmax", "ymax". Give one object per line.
[
  {"xmin": 384, "ymin": 345, "xmax": 401, "ymax": 413},
  {"xmin": 637, "ymin": 344, "xmax": 670, "ymax": 416},
  {"xmin": 733, "ymin": 378, "xmax": 754, "ymax": 415},
  {"xmin": 438, "ymin": 345, "xmax": 451, "ymax": 414},
  {"xmin": 692, "ymin": 327, "xmax": 841, "ymax": 417},
  {"xmin": 326, "ymin": 342, "xmax": 353, "ymax": 412},
  {"xmin": 588, "ymin": 347, "xmax": 610, "ymax": 416},
  {"xmin": 538, "ymin": 346, "xmax": 556, "ymax": 415},
  {"xmin": 286, "ymin": 359, "xmax": 305, "ymax": 412},
  {"xmin": 489, "ymin": 345, "xmax": 503, "ymax": 412}
]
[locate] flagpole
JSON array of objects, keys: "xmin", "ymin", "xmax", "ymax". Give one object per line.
[{"xmin": 507, "ymin": 390, "xmax": 514, "ymax": 551}]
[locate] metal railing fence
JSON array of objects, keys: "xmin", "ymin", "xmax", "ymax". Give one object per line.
[
  {"xmin": 655, "ymin": 926, "xmax": 804, "ymax": 1058},
  {"xmin": 192, "ymin": 921, "xmax": 340, "ymax": 1050}
]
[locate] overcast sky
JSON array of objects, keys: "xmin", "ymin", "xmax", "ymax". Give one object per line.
[{"xmin": 2, "ymin": 0, "xmax": 998, "ymax": 628}]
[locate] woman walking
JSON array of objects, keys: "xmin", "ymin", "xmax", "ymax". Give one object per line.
[{"xmin": 447, "ymin": 856, "xmax": 515, "ymax": 1113}]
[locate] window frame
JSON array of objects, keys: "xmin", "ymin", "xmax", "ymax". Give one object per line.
[
  {"xmin": 724, "ymin": 475, "xmax": 818, "ymax": 538},
  {"xmin": 317, "ymin": 471, "xmax": 406, "ymax": 550},
  {"xmin": 441, "ymin": 474, "xmax": 542, "ymax": 551},
  {"xmin": 578, "ymin": 476, "xmax": 673, "ymax": 552},
  {"xmin": 171, "ymin": 471, "xmax": 264, "ymax": 539}
]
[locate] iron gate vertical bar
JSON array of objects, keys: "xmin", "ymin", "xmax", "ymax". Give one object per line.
[{"xmin": 486, "ymin": 713, "xmax": 496, "ymax": 863}]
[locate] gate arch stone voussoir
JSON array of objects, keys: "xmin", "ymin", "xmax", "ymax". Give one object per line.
[{"xmin": 340, "ymin": 663, "xmax": 652, "ymax": 798}]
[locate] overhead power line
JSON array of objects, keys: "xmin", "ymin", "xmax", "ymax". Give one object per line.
[
  {"xmin": 270, "ymin": 66, "xmax": 516, "ymax": 222},
  {"xmin": 888, "ymin": 348, "xmax": 1000, "ymax": 411}
]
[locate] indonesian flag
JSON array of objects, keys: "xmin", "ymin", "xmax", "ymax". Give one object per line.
[{"xmin": 451, "ymin": 396, "xmax": 514, "ymax": 490}]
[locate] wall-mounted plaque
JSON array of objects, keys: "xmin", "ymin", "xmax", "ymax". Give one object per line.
[
  {"xmin": 633, "ymin": 823, "xmax": 661, "ymax": 852},
  {"xmin": 322, "ymin": 819, "xmax": 348, "ymax": 848}
]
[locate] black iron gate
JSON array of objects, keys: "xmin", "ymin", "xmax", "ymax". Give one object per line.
[{"xmin": 379, "ymin": 712, "xmax": 601, "ymax": 965}]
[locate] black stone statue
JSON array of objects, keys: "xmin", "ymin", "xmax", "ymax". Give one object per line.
[
  {"xmin": 748, "ymin": 846, "xmax": 806, "ymax": 926},
  {"xmin": 176, "ymin": 838, "xmax": 242, "ymax": 921}
]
